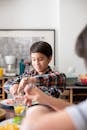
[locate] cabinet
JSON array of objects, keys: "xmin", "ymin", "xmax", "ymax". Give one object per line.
[
  {"xmin": 0, "ymin": 76, "xmax": 17, "ymax": 100},
  {"xmin": 61, "ymin": 86, "xmax": 87, "ymax": 104},
  {"xmin": 0, "ymin": 77, "xmax": 5, "ymax": 99},
  {"xmin": 69, "ymin": 87, "xmax": 87, "ymax": 104}
]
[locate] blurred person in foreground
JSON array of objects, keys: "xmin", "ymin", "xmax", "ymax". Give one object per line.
[{"xmin": 20, "ymin": 25, "xmax": 87, "ymax": 130}]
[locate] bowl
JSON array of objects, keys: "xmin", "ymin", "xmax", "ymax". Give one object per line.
[
  {"xmin": 79, "ymin": 75, "xmax": 87, "ymax": 85},
  {"xmin": 80, "ymin": 78, "xmax": 87, "ymax": 85}
]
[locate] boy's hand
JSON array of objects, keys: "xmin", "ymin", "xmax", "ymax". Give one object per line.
[
  {"xmin": 17, "ymin": 77, "xmax": 29, "ymax": 94},
  {"xmin": 10, "ymin": 84, "xmax": 19, "ymax": 96}
]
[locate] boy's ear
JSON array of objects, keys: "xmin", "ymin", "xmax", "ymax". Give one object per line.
[{"xmin": 48, "ymin": 56, "xmax": 52, "ymax": 62}]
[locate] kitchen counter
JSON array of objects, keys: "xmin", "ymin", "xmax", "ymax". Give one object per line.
[{"xmin": 64, "ymin": 84, "xmax": 87, "ymax": 104}]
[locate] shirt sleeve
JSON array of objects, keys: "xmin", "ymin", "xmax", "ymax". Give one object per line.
[
  {"xmin": 34, "ymin": 73, "xmax": 65, "ymax": 98},
  {"xmin": 4, "ymin": 73, "xmax": 29, "ymax": 91},
  {"xmin": 34, "ymin": 73, "xmax": 64, "ymax": 87},
  {"xmin": 65, "ymin": 100, "xmax": 87, "ymax": 130}
]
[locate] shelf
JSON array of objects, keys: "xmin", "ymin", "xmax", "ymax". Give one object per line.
[
  {"xmin": 73, "ymin": 94, "xmax": 87, "ymax": 96},
  {"xmin": 0, "ymin": 76, "xmax": 15, "ymax": 100},
  {"xmin": 0, "ymin": 78, "xmax": 5, "ymax": 99}
]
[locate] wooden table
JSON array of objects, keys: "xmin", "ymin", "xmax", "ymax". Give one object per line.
[
  {"xmin": 66, "ymin": 85, "xmax": 87, "ymax": 104},
  {"xmin": 0, "ymin": 103, "xmax": 15, "ymax": 121}
]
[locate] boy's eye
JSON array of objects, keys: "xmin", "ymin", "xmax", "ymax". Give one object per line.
[
  {"xmin": 32, "ymin": 59, "xmax": 36, "ymax": 61},
  {"xmin": 32, "ymin": 58, "xmax": 44, "ymax": 62},
  {"xmin": 38, "ymin": 58, "xmax": 44, "ymax": 61}
]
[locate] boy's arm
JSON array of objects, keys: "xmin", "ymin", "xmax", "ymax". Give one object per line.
[
  {"xmin": 34, "ymin": 72, "xmax": 65, "ymax": 87},
  {"xmin": 4, "ymin": 73, "xmax": 28, "ymax": 95},
  {"xmin": 17, "ymin": 72, "xmax": 66, "ymax": 97}
]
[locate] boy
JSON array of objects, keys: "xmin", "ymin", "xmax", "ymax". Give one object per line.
[{"xmin": 8, "ymin": 41, "xmax": 65, "ymax": 97}]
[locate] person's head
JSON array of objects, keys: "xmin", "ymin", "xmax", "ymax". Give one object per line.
[
  {"xmin": 75, "ymin": 25, "xmax": 87, "ymax": 68},
  {"xmin": 30, "ymin": 41, "xmax": 52, "ymax": 74}
]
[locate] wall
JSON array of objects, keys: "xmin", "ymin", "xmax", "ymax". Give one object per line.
[
  {"xmin": 0, "ymin": 0, "xmax": 87, "ymax": 75},
  {"xmin": 59, "ymin": 0, "xmax": 87, "ymax": 75},
  {"xmin": 0, "ymin": 0, "xmax": 59, "ymax": 29},
  {"xmin": 0, "ymin": 0, "xmax": 59, "ymax": 68}
]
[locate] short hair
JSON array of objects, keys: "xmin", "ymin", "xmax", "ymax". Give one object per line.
[
  {"xmin": 75, "ymin": 25, "xmax": 87, "ymax": 58},
  {"xmin": 30, "ymin": 41, "xmax": 52, "ymax": 58}
]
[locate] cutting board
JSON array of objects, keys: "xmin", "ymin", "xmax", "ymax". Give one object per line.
[{"xmin": 0, "ymin": 108, "xmax": 6, "ymax": 120}]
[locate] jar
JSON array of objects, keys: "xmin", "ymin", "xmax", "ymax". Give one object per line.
[{"xmin": 0, "ymin": 68, "xmax": 4, "ymax": 77}]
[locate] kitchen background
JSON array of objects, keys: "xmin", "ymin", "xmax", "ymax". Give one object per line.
[
  {"xmin": 0, "ymin": 29, "xmax": 55, "ymax": 76},
  {"xmin": 0, "ymin": 37, "xmax": 31, "ymax": 65},
  {"xmin": 0, "ymin": 0, "xmax": 87, "ymax": 75}
]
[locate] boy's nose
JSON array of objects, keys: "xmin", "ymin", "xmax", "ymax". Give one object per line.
[{"xmin": 36, "ymin": 60, "xmax": 40, "ymax": 64}]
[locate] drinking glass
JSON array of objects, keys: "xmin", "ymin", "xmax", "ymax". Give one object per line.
[{"xmin": 13, "ymin": 95, "xmax": 26, "ymax": 125}]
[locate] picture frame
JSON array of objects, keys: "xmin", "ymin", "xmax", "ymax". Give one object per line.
[{"xmin": 0, "ymin": 29, "xmax": 55, "ymax": 67}]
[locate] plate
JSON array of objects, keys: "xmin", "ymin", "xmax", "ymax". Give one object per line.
[
  {"xmin": 0, "ymin": 99, "xmax": 15, "ymax": 106},
  {"xmin": 0, "ymin": 99, "xmax": 39, "ymax": 107},
  {"xmin": 0, "ymin": 118, "xmax": 13, "ymax": 125},
  {"xmin": 0, "ymin": 118, "xmax": 20, "ymax": 127}
]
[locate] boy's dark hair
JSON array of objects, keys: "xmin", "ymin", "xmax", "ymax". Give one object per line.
[
  {"xmin": 30, "ymin": 41, "xmax": 52, "ymax": 58},
  {"xmin": 75, "ymin": 25, "xmax": 87, "ymax": 58}
]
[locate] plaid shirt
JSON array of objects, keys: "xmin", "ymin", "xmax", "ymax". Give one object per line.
[{"xmin": 4, "ymin": 66, "xmax": 66, "ymax": 98}]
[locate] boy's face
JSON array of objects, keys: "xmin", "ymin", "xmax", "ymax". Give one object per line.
[{"xmin": 31, "ymin": 52, "xmax": 51, "ymax": 74}]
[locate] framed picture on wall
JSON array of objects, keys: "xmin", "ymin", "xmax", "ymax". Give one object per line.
[{"xmin": 0, "ymin": 29, "xmax": 55, "ymax": 67}]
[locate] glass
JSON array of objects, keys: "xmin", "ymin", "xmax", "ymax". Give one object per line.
[{"xmin": 13, "ymin": 95, "xmax": 26, "ymax": 125}]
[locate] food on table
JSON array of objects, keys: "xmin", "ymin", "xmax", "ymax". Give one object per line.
[
  {"xmin": 13, "ymin": 116, "xmax": 23, "ymax": 125},
  {"xmin": 79, "ymin": 74, "xmax": 87, "ymax": 84},
  {"xmin": 79, "ymin": 74, "xmax": 87, "ymax": 79},
  {"xmin": 0, "ymin": 123, "xmax": 19, "ymax": 130},
  {"xmin": 6, "ymin": 99, "xmax": 15, "ymax": 105}
]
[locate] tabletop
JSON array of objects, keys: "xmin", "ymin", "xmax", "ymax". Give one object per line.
[
  {"xmin": 66, "ymin": 85, "xmax": 87, "ymax": 89},
  {"xmin": 0, "ymin": 103, "xmax": 15, "ymax": 122}
]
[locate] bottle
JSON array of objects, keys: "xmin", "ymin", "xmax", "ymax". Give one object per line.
[
  {"xmin": 19, "ymin": 59, "xmax": 25, "ymax": 75},
  {"xmin": 0, "ymin": 54, "xmax": 4, "ymax": 76}
]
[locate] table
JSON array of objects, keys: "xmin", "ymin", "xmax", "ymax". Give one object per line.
[
  {"xmin": 0, "ymin": 103, "xmax": 15, "ymax": 121},
  {"xmin": 66, "ymin": 85, "xmax": 87, "ymax": 104}
]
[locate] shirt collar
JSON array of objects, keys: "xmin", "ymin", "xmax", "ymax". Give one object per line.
[{"xmin": 31, "ymin": 66, "xmax": 52, "ymax": 75}]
